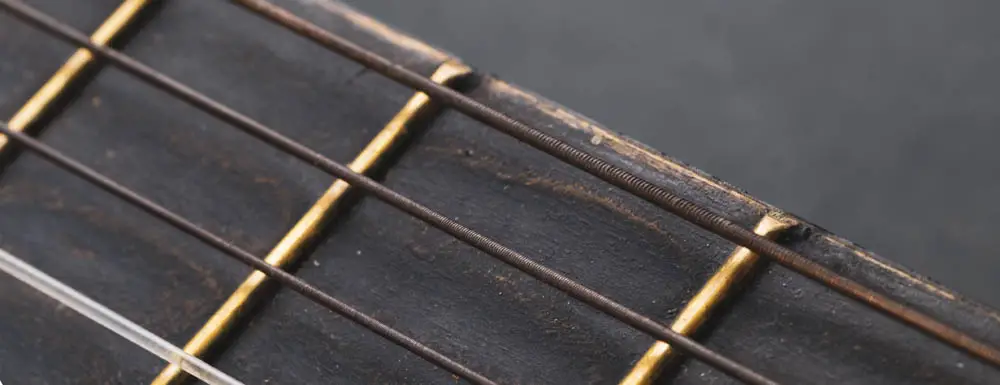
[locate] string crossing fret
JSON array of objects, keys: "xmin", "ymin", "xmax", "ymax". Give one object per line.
[
  {"xmin": 229, "ymin": 0, "xmax": 1000, "ymax": 369},
  {"xmin": 0, "ymin": 0, "xmax": 997, "ymax": 383},
  {"xmin": 620, "ymin": 214, "xmax": 795, "ymax": 385},
  {"xmin": 0, "ymin": 2, "xmax": 777, "ymax": 382},
  {"xmin": 1, "ymin": 0, "xmax": 151, "ymax": 152},
  {"xmin": 0, "ymin": 247, "xmax": 243, "ymax": 385},
  {"xmin": 151, "ymin": 60, "xmax": 473, "ymax": 385}
]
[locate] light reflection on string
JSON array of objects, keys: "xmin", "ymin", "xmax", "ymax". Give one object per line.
[{"xmin": 0, "ymin": 247, "xmax": 244, "ymax": 385}]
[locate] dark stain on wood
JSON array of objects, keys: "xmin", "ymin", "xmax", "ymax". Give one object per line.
[{"xmin": 0, "ymin": 0, "xmax": 997, "ymax": 384}]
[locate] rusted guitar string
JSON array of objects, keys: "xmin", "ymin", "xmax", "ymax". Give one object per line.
[
  {"xmin": 2, "ymin": 0, "xmax": 998, "ymax": 380},
  {"xmin": 0, "ymin": 0, "xmax": 151, "ymax": 152},
  {"xmin": 0, "ymin": 2, "xmax": 778, "ymax": 384},
  {"xmin": 151, "ymin": 61, "xmax": 474, "ymax": 385},
  {"xmin": 230, "ymin": 0, "xmax": 1000, "ymax": 368},
  {"xmin": 0, "ymin": 122, "xmax": 497, "ymax": 385}
]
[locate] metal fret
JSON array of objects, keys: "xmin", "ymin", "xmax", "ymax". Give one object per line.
[
  {"xmin": 620, "ymin": 214, "xmax": 795, "ymax": 385},
  {"xmin": 2, "ymin": 1, "xmax": 998, "ymax": 383},
  {"xmin": 229, "ymin": 0, "xmax": 1000, "ymax": 368},
  {"xmin": 0, "ymin": 0, "xmax": 151, "ymax": 152},
  {"xmin": 0, "ymin": 119, "xmax": 498, "ymax": 384},
  {"xmin": 0, "ymin": 248, "xmax": 243, "ymax": 385},
  {"xmin": 150, "ymin": 60, "xmax": 472, "ymax": 385},
  {"xmin": 0, "ymin": 3, "xmax": 777, "ymax": 383}
]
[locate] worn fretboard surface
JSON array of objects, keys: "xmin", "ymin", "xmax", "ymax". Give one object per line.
[{"xmin": 0, "ymin": 1, "xmax": 998, "ymax": 384}]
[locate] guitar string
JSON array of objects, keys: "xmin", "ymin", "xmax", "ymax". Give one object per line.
[
  {"xmin": 150, "ymin": 61, "xmax": 474, "ymax": 385},
  {"xmin": 1, "ymin": 0, "xmax": 997, "ymax": 380},
  {"xmin": 0, "ymin": 123, "xmax": 499, "ymax": 385},
  {"xmin": 0, "ymin": 2, "xmax": 778, "ymax": 384},
  {"xmin": 7, "ymin": 0, "xmax": 1000, "ymax": 377},
  {"xmin": 0, "ymin": 247, "xmax": 244, "ymax": 385},
  {"xmin": 0, "ymin": 0, "xmax": 152, "ymax": 152},
  {"xmin": 228, "ymin": 0, "xmax": 1000, "ymax": 369}
]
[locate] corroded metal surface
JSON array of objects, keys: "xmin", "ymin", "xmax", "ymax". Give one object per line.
[
  {"xmin": 151, "ymin": 59, "xmax": 473, "ymax": 385},
  {"xmin": 0, "ymin": 1, "xmax": 998, "ymax": 384}
]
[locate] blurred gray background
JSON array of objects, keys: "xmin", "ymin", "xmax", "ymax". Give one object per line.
[{"xmin": 345, "ymin": 0, "xmax": 1000, "ymax": 309}]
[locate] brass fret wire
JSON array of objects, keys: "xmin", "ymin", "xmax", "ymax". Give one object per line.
[
  {"xmin": 620, "ymin": 214, "xmax": 795, "ymax": 385},
  {"xmin": 0, "ymin": 248, "xmax": 244, "ymax": 385},
  {"xmin": 0, "ymin": 120, "xmax": 497, "ymax": 385},
  {"xmin": 150, "ymin": 60, "xmax": 472, "ymax": 385},
  {"xmin": 11, "ymin": 0, "xmax": 1000, "ymax": 380},
  {"xmin": 0, "ymin": 3, "xmax": 777, "ymax": 380},
  {"xmin": 1, "ymin": 0, "xmax": 151, "ymax": 152},
  {"xmin": 229, "ymin": 1, "xmax": 1000, "ymax": 369}
]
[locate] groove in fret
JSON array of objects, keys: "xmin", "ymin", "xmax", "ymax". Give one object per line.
[
  {"xmin": 1, "ymin": 0, "xmax": 151, "ymax": 152},
  {"xmin": 619, "ymin": 214, "xmax": 796, "ymax": 385},
  {"xmin": 151, "ymin": 60, "xmax": 473, "ymax": 385}
]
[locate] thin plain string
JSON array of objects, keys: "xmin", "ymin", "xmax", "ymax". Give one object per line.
[{"xmin": 0, "ymin": 247, "xmax": 244, "ymax": 385}]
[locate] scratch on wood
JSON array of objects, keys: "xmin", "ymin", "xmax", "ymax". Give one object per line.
[
  {"xmin": 428, "ymin": 145, "xmax": 678, "ymax": 242},
  {"xmin": 521, "ymin": 175, "xmax": 678, "ymax": 241},
  {"xmin": 821, "ymin": 234, "xmax": 958, "ymax": 301},
  {"xmin": 484, "ymin": 78, "xmax": 1000, "ymax": 326},
  {"xmin": 830, "ymin": 234, "xmax": 1000, "ymax": 327},
  {"xmin": 294, "ymin": 0, "xmax": 450, "ymax": 62},
  {"xmin": 823, "ymin": 233, "xmax": 1000, "ymax": 325},
  {"xmin": 487, "ymin": 79, "xmax": 766, "ymax": 212},
  {"xmin": 230, "ymin": 1, "xmax": 1000, "ymax": 330}
]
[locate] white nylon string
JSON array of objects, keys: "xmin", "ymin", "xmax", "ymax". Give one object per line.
[{"xmin": 0, "ymin": 247, "xmax": 243, "ymax": 385}]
